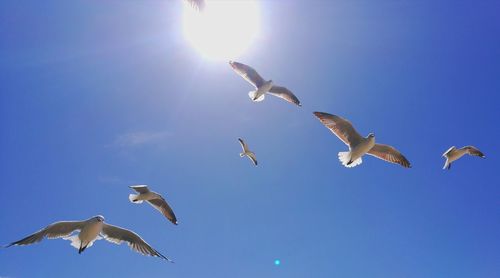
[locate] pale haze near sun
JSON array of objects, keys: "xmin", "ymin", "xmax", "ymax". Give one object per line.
[{"xmin": 183, "ymin": 0, "xmax": 261, "ymax": 60}]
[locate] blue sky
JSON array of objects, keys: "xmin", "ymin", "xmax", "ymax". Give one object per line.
[{"xmin": 1, "ymin": 1, "xmax": 499, "ymax": 277}]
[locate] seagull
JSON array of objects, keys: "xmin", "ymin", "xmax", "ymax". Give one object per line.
[
  {"xmin": 442, "ymin": 146, "xmax": 485, "ymax": 170},
  {"xmin": 4, "ymin": 215, "xmax": 172, "ymax": 262},
  {"xmin": 229, "ymin": 61, "xmax": 301, "ymax": 107},
  {"xmin": 238, "ymin": 138, "xmax": 258, "ymax": 166},
  {"xmin": 313, "ymin": 112, "xmax": 411, "ymax": 168},
  {"xmin": 184, "ymin": 0, "xmax": 205, "ymax": 11},
  {"xmin": 129, "ymin": 185, "xmax": 178, "ymax": 225}
]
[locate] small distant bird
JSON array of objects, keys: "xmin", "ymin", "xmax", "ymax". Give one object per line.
[
  {"xmin": 442, "ymin": 146, "xmax": 485, "ymax": 170},
  {"xmin": 4, "ymin": 215, "xmax": 172, "ymax": 262},
  {"xmin": 184, "ymin": 0, "xmax": 205, "ymax": 11},
  {"xmin": 129, "ymin": 185, "xmax": 178, "ymax": 225},
  {"xmin": 313, "ymin": 112, "xmax": 411, "ymax": 168},
  {"xmin": 238, "ymin": 138, "xmax": 258, "ymax": 166},
  {"xmin": 229, "ymin": 61, "xmax": 301, "ymax": 107}
]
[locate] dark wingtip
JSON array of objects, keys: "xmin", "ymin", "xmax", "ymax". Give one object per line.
[{"xmin": 156, "ymin": 249, "xmax": 174, "ymax": 263}]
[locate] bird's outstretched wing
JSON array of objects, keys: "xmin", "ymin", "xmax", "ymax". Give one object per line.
[
  {"xmin": 101, "ymin": 223, "xmax": 172, "ymax": 262},
  {"xmin": 229, "ymin": 61, "xmax": 265, "ymax": 88},
  {"xmin": 238, "ymin": 138, "xmax": 249, "ymax": 152},
  {"xmin": 463, "ymin": 146, "xmax": 485, "ymax": 158},
  {"xmin": 148, "ymin": 198, "xmax": 178, "ymax": 225},
  {"xmin": 184, "ymin": 0, "xmax": 205, "ymax": 11},
  {"xmin": 129, "ymin": 185, "xmax": 150, "ymax": 194},
  {"xmin": 367, "ymin": 144, "xmax": 411, "ymax": 168},
  {"xmin": 442, "ymin": 146, "xmax": 456, "ymax": 157},
  {"xmin": 313, "ymin": 112, "xmax": 363, "ymax": 148},
  {"xmin": 268, "ymin": 86, "xmax": 301, "ymax": 106},
  {"xmin": 6, "ymin": 221, "xmax": 85, "ymax": 247},
  {"xmin": 247, "ymin": 153, "xmax": 258, "ymax": 166}
]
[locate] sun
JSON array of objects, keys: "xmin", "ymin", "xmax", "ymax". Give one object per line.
[{"xmin": 183, "ymin": 0, "xmax": 261, "ymax": 60}]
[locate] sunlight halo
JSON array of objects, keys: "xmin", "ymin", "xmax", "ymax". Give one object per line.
[{"xmin": 183, "ymin": 0, "xmax": 261, "ymax": 60}]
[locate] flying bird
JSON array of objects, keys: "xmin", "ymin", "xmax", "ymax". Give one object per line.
[
  {"xmin": 313, "ymin": 112, "xmax": 411, "ymax": 168},
  {"xmin": 442, "ymin": 146, "xmax": 485, "ymax": 170},
  {"xmin": 229, "ymin": 61, "xmax": 301, "ymax": 107},
  {"xmin": 184, "ymin": 0, "xmax": 205, "ymax": 11},
  {"xmin": 238, "ymin": 138, "xmax": 258, "ymax": 166},
  {"xmin": 4, "ymin": 215, "xmax": 172, "ymax": 262},
  {"xmin": 129, "ymin": 185, "xmax": 178, "ymax": 225}
]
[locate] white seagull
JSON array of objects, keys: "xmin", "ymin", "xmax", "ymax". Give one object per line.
[
  {"xmin": 129, "ymin": 185, "xmax": 178, "ymax": 225},
  {"xmin": 238, "ymin": 138, "xmax": 258, "ymax": 166},
  {"xmin": 442, "ymin": 146, "xmax": 485, "ymax": 170},
  {"xmin": 184, "ymin": 0, "xmax": 205, "ymax": 11},
  {"xmin": 4, "ymin": 215, "xmax": 172, "ymax": 262},
  {"xmin": 313, "ymin": 112, "xmax": 411, "ymax": 168},
  {"xmin": 229, "ymin": 61, "xmax": 301, "ymax": 107}
]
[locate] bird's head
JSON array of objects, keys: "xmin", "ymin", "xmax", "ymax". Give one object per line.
[
  {"xmin": 367, "ymin": 133, "xmax": 375, "ymax": 139},
  {"xmin": 93, "ymin": 215, "xmax": 105, "ymax": 222},
  {"xmin": 265, "ymin": 80, "xmax": 274, "ymax": 88}
]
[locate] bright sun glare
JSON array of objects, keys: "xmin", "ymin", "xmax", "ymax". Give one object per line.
[{"xmin": 183, "ymin": 0, "xmax": 260, "ymax": 60}]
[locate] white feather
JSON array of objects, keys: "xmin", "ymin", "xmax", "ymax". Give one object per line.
[
  {"xmin": 248, "ymin": 91, "xmax": 265, "ymax": 102},
  {"xmin": 63, "ymin": 235, "xmax": 81, "ymax": 249},
  {"xmin": 443, "ymin": 159, "xmax": 450, "ymax": 170},
  {"xmin": 129, "ymin": 194, "xmax": 143, "ymax": 203},
  {"xmin": 63, "ymin": 234, "xmax": 101, "ymax": 249},
  {"xmin": 338, "ymin": 151, "xmax": 362, "ymax": 168}
]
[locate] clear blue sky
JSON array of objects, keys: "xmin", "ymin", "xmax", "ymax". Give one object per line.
[{"xmin": 1, "ymin": 1, "xmax": 499, "ymax": 277}]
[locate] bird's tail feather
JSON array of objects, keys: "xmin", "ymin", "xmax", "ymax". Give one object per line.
[
  {"xmin": 248, "ymin": 91, "xmax": 265, "ymax": 102},
  {"xmin": 63, "ymin": 235, "xmax": 101, "ymax": 251},
  {"xmin": 443, "ymin": 160, "xmax": 451, "ymax": 170},
  {"xmin": 63, "ymin": 235, "xmax": 81, "ymax": 249},
  {"xmin": 338, "ymin": 152, "xmax": 362, "ymax": 168},
  {"xmin": 129, "ymin": 194, "xmax": 143, "ymax": 203}
]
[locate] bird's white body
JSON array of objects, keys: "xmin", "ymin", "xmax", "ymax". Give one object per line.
[
  {"xmin": 313, "ymin": 112, "xmax": 411, "ymax": 168},
  {"xmin": 7, "ymin": 214, "xmax": 171, "ymax": 261},
  {"xmin": 237, "ymin": 138, "xmax": 258, "ymax": 166},
  {"xmin": 444, "ymin": 147, "xmax": 466, "ymax": 164},
  {"xmin": 128, "ymin": 185, "xmax": 179, "ymax": 225},
  {"xmin": 249, "ymin": 80, "xmax": 273, "ymax": 102},
  {"xmin": 240, "ymin": 150, "xmax": 256, "ymax": 159},
  {"xmin": 442, "ymin": 145, "xmax": 485, "ymax": 170},
  {"xmin": 230, "ymin": 61, "xmax": 301, "ymax": 106},
  {"xmin": 339, "ymin": 136, "xmax": 375, "ymax": 168},
  {"xmin": 129, "ymin": 191, "xmax": 160, "ymax": 204},
  {"xmin": 66, "ymin": 217, "xmax": 103, "ymax": 251}
]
